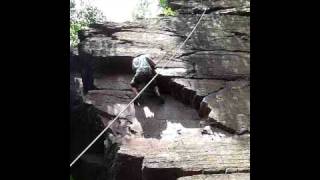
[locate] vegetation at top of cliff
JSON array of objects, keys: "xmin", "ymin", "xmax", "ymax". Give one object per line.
[
  {"xmin": 159, "ymin": 0, "xmax": 176, "ymax": 16},
  {"xmin": 70, "ymin": 0, "xmax": 106, "ymax": 47},
  {"xmin": 70, "ymin": 0, "xmax": 176, "ymax": 47}
]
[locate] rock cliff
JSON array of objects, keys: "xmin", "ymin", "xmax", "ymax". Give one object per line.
[{"xmin": 71, "ymin": 0, "xmax": 250, "ymax": 179}]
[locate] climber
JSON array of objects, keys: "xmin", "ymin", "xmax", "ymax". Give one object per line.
[{"xmin": 130, "ymin": 54, "xmax": 165, "ymax": 106}]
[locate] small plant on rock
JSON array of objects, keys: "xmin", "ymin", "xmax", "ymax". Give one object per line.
[{"xmin": 159, "ymin": 0, "xmax": 176, "ymax": 16}]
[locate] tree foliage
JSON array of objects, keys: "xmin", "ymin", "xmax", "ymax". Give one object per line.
[{"xmin": 70, "ymin": 0, "xmax": 106, "ymax": 47}]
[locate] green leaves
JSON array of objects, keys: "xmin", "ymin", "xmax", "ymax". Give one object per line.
[
  {"xmin": 159, "ymin": 0, "xmax": 176, "ymax": 16},
  {"xmin": 70, "ymin": 2, "xmax": 106, "ymax": 47},
  {"xmin": 163, "ymin": 7, "xmax": 176, "ymax": 16},
  {"xmin": 70, "ymin": 21, "xmax": 87, "ymax": 47}
]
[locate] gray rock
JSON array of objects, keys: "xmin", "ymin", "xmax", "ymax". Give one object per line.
[
  {"xmin": 178, "ymin": 173, "xmax": 250, "ymax": 180},
  {"xmin": 169, "ymin": 0, "xmax": 250, "ymax": 15},
  {"xmin": 78, "ymin": 13, "xmax": 250, "ymax": 79},
  {"xmin": 200, "ymin": 81, "xmax": 250, "ymax": 134},
  {"xmin": 167, "ymin": 78, "xmax": 225, "ymax": 109},
  {"xmin": 119, "ymin": 135, "xmax": 250, "ymax": 174},
  {"xmin": 84, "ymin": 89, "xmax": 135, "ymax": 121},
  {"xmin": 73, "ymin": 0, "xmax": 250, "ymax": 179},
  {"xmin": 155, "ymin": 50, "xmax": 249, "ymax": 79},
  {"xmin": 79, "ymin": 12, "xmax": 250, "ymax": 78},
  {"xmin": 79, "ymin": 14, "xmax": 249, "ymax": 54}
]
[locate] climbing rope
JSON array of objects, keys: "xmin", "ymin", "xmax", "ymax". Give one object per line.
[{"xmin": 70, "ymin": 8, "xmax": 207, "ymax": 167}]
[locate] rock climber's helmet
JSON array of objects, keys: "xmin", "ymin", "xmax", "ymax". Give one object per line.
[{"xmin": 133, "ymin": 54, "xmax": 153, "ymax": 80}]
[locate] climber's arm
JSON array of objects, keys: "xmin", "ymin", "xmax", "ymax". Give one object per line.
[
  {"xmin": 147, "ymin": 58, "xmax": 156, "ymax": 74},
  {"xmin": 130, "ymin": 76, "xmax": 139, "ymax": 95}
]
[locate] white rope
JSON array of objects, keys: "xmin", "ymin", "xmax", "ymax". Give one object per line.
[{"xmin": 70, "ymin": 9, "xmax": 207, "ymax": 167}]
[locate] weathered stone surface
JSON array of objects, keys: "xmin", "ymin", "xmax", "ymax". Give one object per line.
[
  {"xmin": 94, "ymin": 73, "xmax": 133, "ymax": 91},
  {"xmin": 172, "ymin": 78, "xmax": 224, "ymax": 97},
  {"xmin": 85, "ymin": 89, "xmax": 203, "ymax": 139},
  {"xmin": 78, "ymin": 13, "xmax": 250, "ymax": 79},
  {"xmin": 83, "ymin": 73, "xmax": 249, "ymax": 179},
  {"xmin": 178, "ymin": 173, "xmax": 250, "ymax": 180},
  {"xmin": 84, "ymin": 89, "xmax": 135, "ymax": 123},
  {"xmin": 73, "ymin": 0, "xmax": 250, "ymax": 179},
  {"xmin": 79, "ymin": 14, "xmax": 249, "ymax": 54},
  {"xmin": 183, "ymin": 51, "xmax": 249, "ymax": 79},
  {"xmin": 169, "ymin": 0, "xmax": 250, "ymax": 15},
  {"xmin": 155, "ymin": 51, "xmax": 249, "ymax": 79},
  {"xmin": 167, "ymin": 78, "xmax": 225, "ymax": 109},
  {"xmin": 77, "ymin": 0, "xmax": 250, "ymax": 83},
  {"xmin": 119, "ymin": 135, "xmax": 249, "ymax": 175},
  {"xmin": 200, "ymin": 81, "xmax": 250, "ymax": 134},
  {"xmin": 79, "ymin": 36, "xmax": 167, "ymax": 58}
]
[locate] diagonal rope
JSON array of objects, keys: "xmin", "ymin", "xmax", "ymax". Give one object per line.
[{"xmin": 70, "ymin": 9, "xmax": 207, "ymax": 167}]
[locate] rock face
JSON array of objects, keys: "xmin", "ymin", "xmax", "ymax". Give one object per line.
[
  {"xmin": 121, "ymin": 135, "xmax": 249, "ymax": 174},
  {"xmin": 84, "ymin": 77, "xmax": 249, "ymax": 180},
  {"xmin": 72, "ymin": 0, "xmax": 250, "ymax": 179},
  {"xmin": 200, "ymin": 81, "xmax": 250, "ymax": 134},
  {"xmin": 177, "ymin": 173, "xmax": 250, "ymax": 180},
  {"xmin": 70, "ymin": 48, "xmax": 119, "ymax": 180},
  {"xmin": 79, "ymin": 14, "xmax": 250, "ymax": 80}
]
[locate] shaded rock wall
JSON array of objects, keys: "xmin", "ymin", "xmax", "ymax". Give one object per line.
[{"xmin": 70, "ymin": 48, "xmax": 119, "ymax": 180}]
